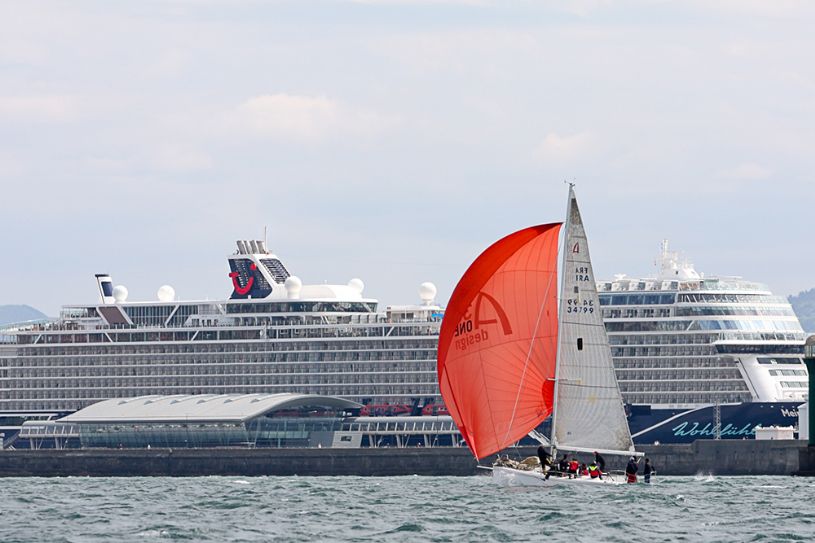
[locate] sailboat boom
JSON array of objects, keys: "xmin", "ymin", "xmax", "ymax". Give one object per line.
[{"xmin": 555, "ymin": 445, "xmax": 645, "ymax": 457}]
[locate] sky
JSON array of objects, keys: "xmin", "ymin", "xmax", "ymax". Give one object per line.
[{"xmin": 1, "ymin": 0, "xmax": 813, "ymax": 316}]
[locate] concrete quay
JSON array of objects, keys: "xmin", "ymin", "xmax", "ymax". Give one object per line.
[
  {"xmin": 496, "ymin": 440, "xmax": 805, "ymax": 476},
  {"xmin": 0, "ymin": 440, "xmax": 808, "ymax": 477},
  {"xmin": 0, "ymin": 447, "xmax": 480, "ymax": 477}
]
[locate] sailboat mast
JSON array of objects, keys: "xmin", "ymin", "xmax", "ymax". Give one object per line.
[{"xmin": 549, "ymin": 184, "xmax": 574, "ymax": 451}]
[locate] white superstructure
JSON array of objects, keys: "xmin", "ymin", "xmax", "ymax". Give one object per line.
[
  {"xmin": 0, "ymin": 240, "xmax": 443, "ymax": 417},
  {"xmin": 1, "ymin": 237, "xmax": 807, "ymax": 432},
  {"xmin": 598, "ymin": 241, "xmax": 807, "ymax": 408}
]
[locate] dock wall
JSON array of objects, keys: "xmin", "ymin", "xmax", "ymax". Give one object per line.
[
  {"xmin": 505, "ymin": 440, "xmax": 804, "ymax": 476},
  {"xmin": 0, "ymin": 447, "xmax": 480, "ymax": 477},
  {"xmin": 0, "ymin": 440, "xmax": 807, "ymax": 477}
]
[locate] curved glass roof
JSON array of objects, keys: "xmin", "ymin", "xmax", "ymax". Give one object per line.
[{"xmin": 60, "ymin": 393, "xmax": 361, "ymax": 423}]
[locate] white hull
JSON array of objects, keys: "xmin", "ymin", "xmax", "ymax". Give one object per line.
[{"xmin": 491, "ymin": 466, "xmax": 627, "ymax": 487}]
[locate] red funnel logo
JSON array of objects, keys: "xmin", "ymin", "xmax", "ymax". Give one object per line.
[{"xmin": 229, "ymin": 263, "xmax": 256, "ymax": 295}]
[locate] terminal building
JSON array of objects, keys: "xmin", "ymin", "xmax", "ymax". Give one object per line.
[{"xmin": 12, "ymin": 393, "xmax": 463, "ymax": 451}]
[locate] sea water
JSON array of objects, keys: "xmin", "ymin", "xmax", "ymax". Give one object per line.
[{"xmin": 0, "ymin": 475, "xmax": 812, "ymax": 542}]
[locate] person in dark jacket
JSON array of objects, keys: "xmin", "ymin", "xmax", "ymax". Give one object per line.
[
  {"xmin": 643, "ymin": 458, "xmax": 655, "ymax": 483},
  {"xmin": 538, "ymin": 445, "xmax": 552, "ymax": 471},
  {"xmin": 594, "ymin": 451, "xmax": 606, "ymax": 474},
  {"xmin": 625, "ymin": 456, "xmax": 639, "ymax": 483},
  {"xmin": 558, "ymin": 454, "xmax": 569, "ymax": 476},
  {"xmin": 537, "ymin": 445, "xmax": 552, "ymax": 477}
]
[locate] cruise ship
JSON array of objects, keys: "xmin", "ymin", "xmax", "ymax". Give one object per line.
[
  {"xmin": 599, "ymin": 242, "xmax": 806, "ymax": 443},
  {"xmin": 0, "ymin": 240, "xmax": 444, "ymax": 445},
  {"xmin": 0, "ymin": 239, "xmax": 807, "ymax": 446}
]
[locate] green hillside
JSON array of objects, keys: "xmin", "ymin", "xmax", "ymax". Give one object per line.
[{"xmin": 789, "ymin": 289, "xmax": 815, "ymax": 334}]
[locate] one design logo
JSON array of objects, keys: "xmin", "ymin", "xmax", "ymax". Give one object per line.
[
  {"xmin": 229, "ymin": 263, "xmax": 256, "ymax": 295},
  {"xmin": 453, "ymin": 291, "xmax": 512, "ymax": 351}
]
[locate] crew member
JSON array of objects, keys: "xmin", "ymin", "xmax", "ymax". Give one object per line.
[
  {"xmin": 594, "ymin": 451, "xmax": 606, "ymax": 474},
  {"xmin": 568, "ymin": 457, "xmax": 579, "ymax": 478},
  {"xmin": 536, "ymin": 445, "xmax": 550, "ymax": 467},
  {"xmin": 558, "ymin": 453, "xmax": 569, "ymax": 476},
  {"xmin": 643, "ymin": 458, "xmax": 655, "ymax": 484},
  {"xmin": 537, "ymin": 445, "xmax": 552, "ymax": 475},
  {"xmin": 588, "ymin": 461, "xmax": 601, "ymax": 479},
  {"xmin": 580, "ymin": 463, "xmax": 589, "ymax": 477},
  {"xmin": 625, "ymin": 456, "xmax": 639, "ymax": 484}
]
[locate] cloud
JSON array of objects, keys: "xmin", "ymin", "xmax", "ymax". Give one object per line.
[
  {"xmin": 545, "ymin": 0, "xmax": 614, "ymax": 17},
  {"xmin": 0, "ymin": 152, "xmax": 26, "ymax": 180},
  {"xmin": 236, "ymin": 94, "xmax": 338, "ymax": 140},
  {"xmin": 689, "ymin": 0, "xmax": 815, "ymax": 18},
  {"xmin": 716, "ymin": 162, "xmax": 772, "ymax": 181},
  {"xmin": 350, "ymin": 0, "xmax": 491, "ymax": 4},
  {"xmin": 534, "ymin": 132, "xmax": 594, "ymax": 162},
  {"xmin": 81, "ymin": 147, "xmax": 214, "ymax": 175},
  {"xmin": 147, "ymin": 49, "xmax": 191, "ymax": 77},
  {"xmin": 229, "ymin": 93, "xmax": 394, "ymax": 143},
  {"xmin": 349, "ymin": 0, "xmax": 611, "ymax": 12},
  {"xmin": 153, "ymin": 145, "xmax": 214, "ymax": 172},
  {"xmin": 0, "ymin": 95, "xmax": 77, "ymax": 122}
]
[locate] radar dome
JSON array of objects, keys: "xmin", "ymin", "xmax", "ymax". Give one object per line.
[
  {"xmin": 157, "ymin": 285, "xmax": 176, "ymax": 302},
  {"xmin": 419, "ymin": 282, "xmax": 437, "ymax": 305},
  {"xmin": 112, "ymin": 285, "xmax": 129, "ymax": 303},
  {"xmin": 285, "ymin": 276, "xmax": 303, "ymax": 299},
  {"xmin": 348, "ymin": 278, "xmax": 364, "ymax": 294}
]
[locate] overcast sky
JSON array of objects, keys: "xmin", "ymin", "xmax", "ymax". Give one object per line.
[{"xmin": 1, "ymin": 1, "xmax": 813, "ymax": 316}]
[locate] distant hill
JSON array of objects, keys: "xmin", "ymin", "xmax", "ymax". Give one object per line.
[
  {"xmin": 0, "ymin": 305, "xmax": 49, "ymax": 326},
  {"xmin": 789, "ymin": 289, "xmax": 815, "ymax": 335}
]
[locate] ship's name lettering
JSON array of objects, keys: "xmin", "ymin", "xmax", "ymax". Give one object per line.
[
  {"xmin": 781, "ymin": 408, "xmax": 799, "ymax": 418},
  {"xmin": 671, "ymin": 421, "xmax": 755, "ymax": 438},
  {"xmin": 574, "ymin": 266, "xmax": 591, "ymax": 282}
]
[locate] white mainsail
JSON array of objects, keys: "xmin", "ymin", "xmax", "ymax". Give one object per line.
[{"xmin": 551, "ymin": 186, "xmax": 637, "ymax": 455}]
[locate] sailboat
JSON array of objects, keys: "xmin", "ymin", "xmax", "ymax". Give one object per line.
[{"xmin": 437, "ymin": 185, "xmax": 642, "ymax": 486}]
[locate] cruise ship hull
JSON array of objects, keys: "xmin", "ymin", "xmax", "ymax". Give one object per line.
[
  {"xmin": 627, "ymin": 402, "xmax": 802, "ymax": 444},
  {"xmin": 6, "ymin": 401, "xmax": 802, "ymax": 449}
]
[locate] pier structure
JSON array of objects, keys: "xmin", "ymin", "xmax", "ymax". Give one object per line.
[
  {"xmin": 797, "ymin": 336, "xmax": 815, "ymax": 474},
  {"xmin": 0, "ymin": 440, "xmax": 807, "ymax": 477}
]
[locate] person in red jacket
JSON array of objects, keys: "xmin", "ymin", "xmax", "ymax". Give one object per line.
[
  {"xmin": 588, "ymin": 461, "xmax": 601, "ymax": 479},
  {"xmin": 568, "ymin": 458, "xmax": 579, "ymax": 478},
  {"xmin": 625, "ymin": 456, "xmax": 639, "ymax": 483}
]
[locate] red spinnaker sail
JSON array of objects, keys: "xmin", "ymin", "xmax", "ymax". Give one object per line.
[{"xmin": 437, "ymin": 223, "xmax": 561, "ymax": 460}]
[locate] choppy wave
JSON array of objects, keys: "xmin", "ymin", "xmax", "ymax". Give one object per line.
[{"xmin": 1, "ymin": 475, "xmax": 813, "ymax": 542}]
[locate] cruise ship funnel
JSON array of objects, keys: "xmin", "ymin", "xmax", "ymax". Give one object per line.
[{"xmin": 95, "ymin": 274, "xmax": 115, "ymax": 304}]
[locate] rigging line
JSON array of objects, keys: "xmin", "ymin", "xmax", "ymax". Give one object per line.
[{"xmin": 501, "ymin": 233, "xmax": 563, "ymax": 447}]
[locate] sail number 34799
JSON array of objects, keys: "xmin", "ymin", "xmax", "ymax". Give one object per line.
[{"xmin": 566, "ymin": 298, "xmax": 594, "ymax": 313}]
